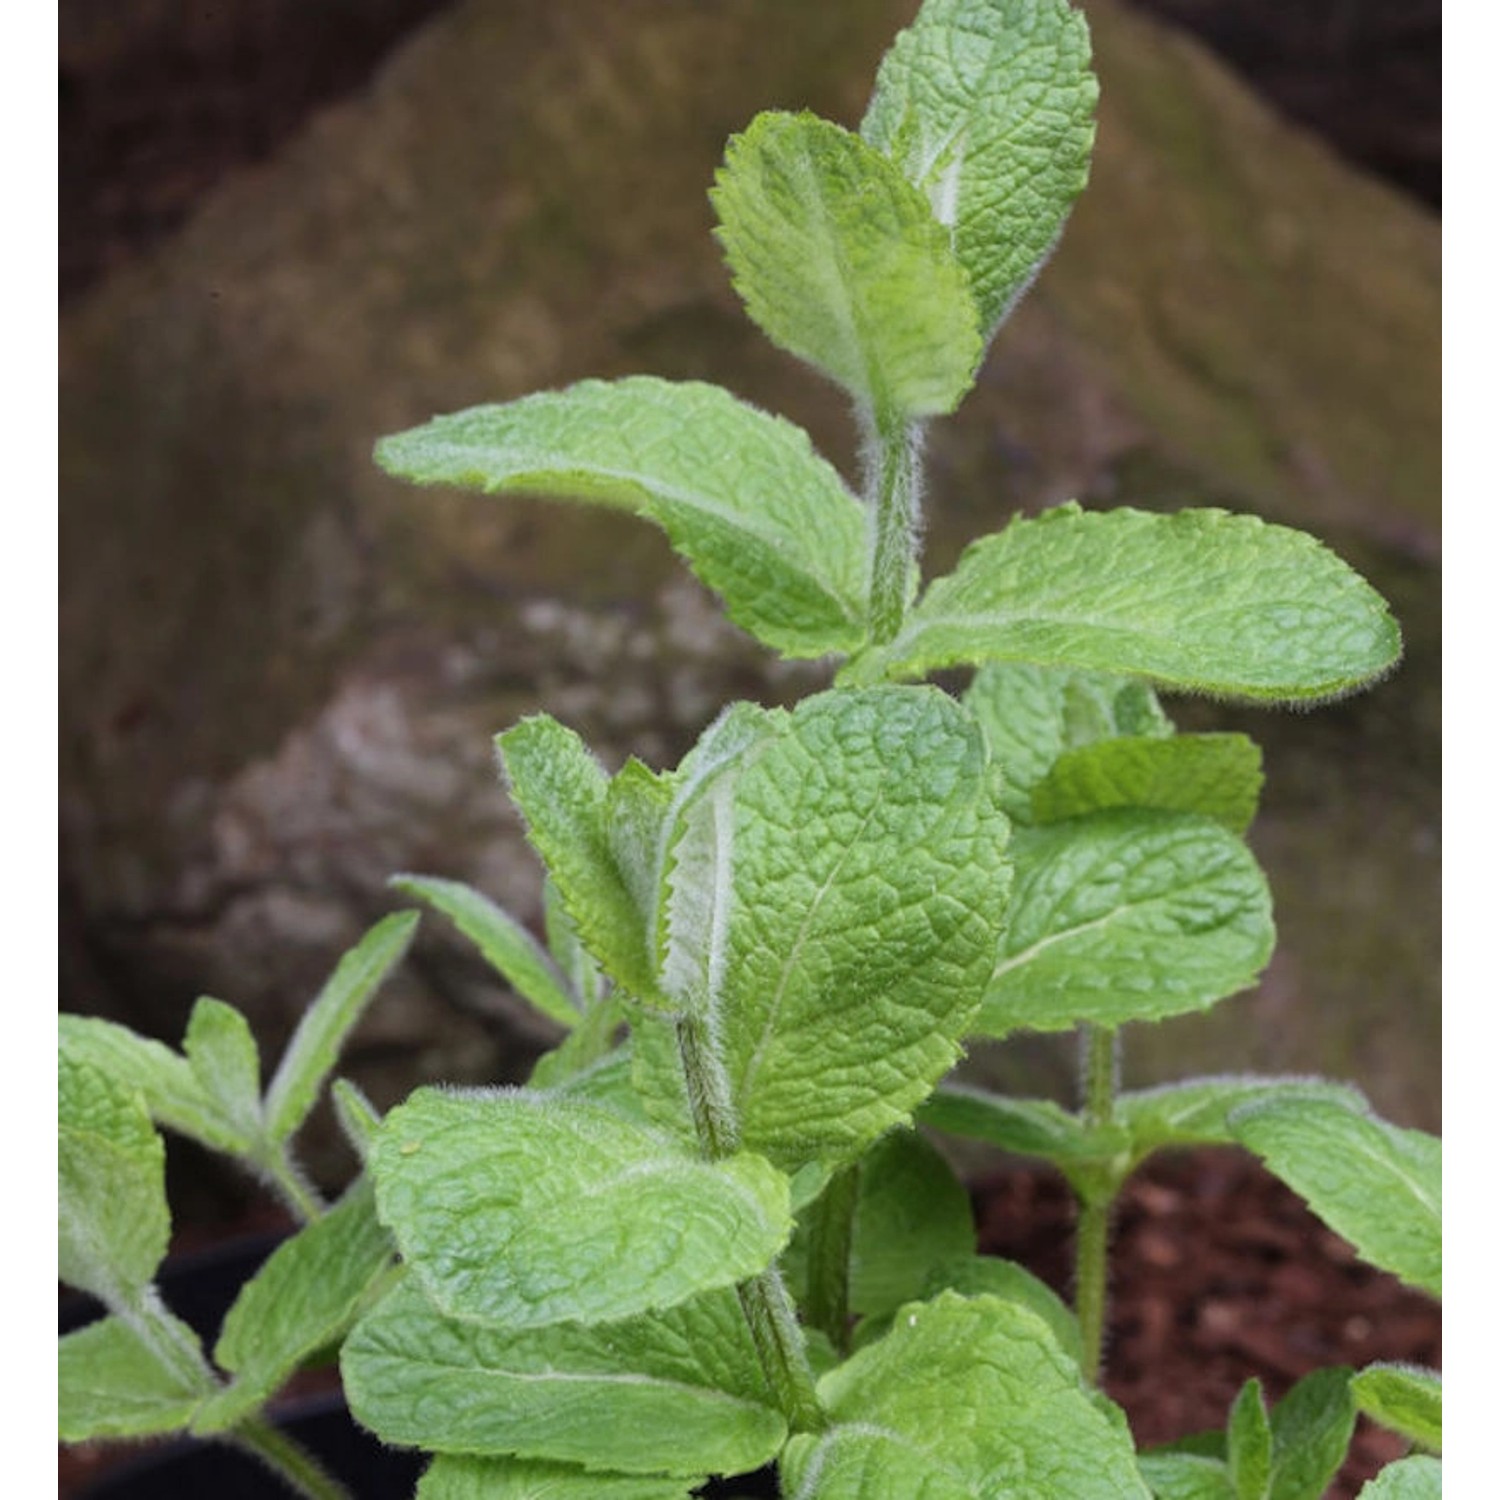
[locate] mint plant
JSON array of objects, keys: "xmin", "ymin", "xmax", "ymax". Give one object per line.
[{"xmin": 58, "ymin": 1, "xmax": 1440, "ymax": 1496}]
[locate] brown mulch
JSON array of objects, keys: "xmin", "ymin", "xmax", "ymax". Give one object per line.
[{"xmin": 974, "ymin": 1146, "xmax": 1441, "ymax": 1497}]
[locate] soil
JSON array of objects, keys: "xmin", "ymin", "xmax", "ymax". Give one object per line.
[{"xmin": 59, "ymin": 1146, "xmax": 1439, "ymax": 1498}]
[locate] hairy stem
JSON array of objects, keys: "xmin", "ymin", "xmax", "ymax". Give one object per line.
[
  {"xmin": 1075, "ymin": 1023, "xmax": 1120, "ymax": 1385},
  {"xmin": 802, "ymin": 1162, "xmax": 860, "ymax": 1356},
  {"xmin": 259, "ymin": 1145, "xmax": 327, "ymax": 1224},
  {"xmin": 674, "ymin": 1011, "xmax": 740, "ymax": 1159},
  {"xmin": 228, "ymin": 1418, "xmax": 356, "ymax": 1500},
  {"xmin": 863, "ymin": 415, "xmax": 926, "ymax": 645}
]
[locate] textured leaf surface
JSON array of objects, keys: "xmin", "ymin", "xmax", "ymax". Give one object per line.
[
  {"xmin": 1227, "ymin": 1380, "xmax": 1272, "ymax": 1500},
  {"xmin": 393, "ymin": 874, "xmax": 579, "ymax": 1027},
  {"xmin": 58, "ymin": 1053, "xmax": 170, "ymax": 1304},
  {"xmin": 1357, "ymin": 1456, "xmax": 1441, "ymax": 1498},
  {"xmin": 196, "ymin": 1180, "xmax": 393, "ymax": 1432},
  {"xmin": 1267, "ymin": 1368, "xmax": 1356, "ymax": 1500},
  {"xmin": 1230, "ymin": 1099, "xmax": 1440, "ymax": 1296},
  {"xmin": 183, "ymin": 998, "xmax": 263, "ymax": 1147},
  {"xmin": 977, "ymin": 811, "xmax": 1273, "ymax": 1036},
  {"xmin": 343, "ymin": 1280, "xmax": 785, "ymax": 1476},
  {"xmin": 965, "ymin": 660, "xmax": 1173, "ymax": 823},
  {"xmin": 1350, "ymin": 1364, "xmax": 1441, "ymax": 1452},
  {"xmin": 1136, "ymin": 1453, "xmax": 1236, "ymax": 1500},
  {"xmin": 782, "ymin": 1292, "xmax": 1149, "ymax": 1498},
  {"xmin": 921, "ymin": 1255, "xmax": 1082, "ymax": 1365},
  {"xmin": 847, "ymin": 505, "xmax": 1401, "ymax": 700},
  {"xmin": 263, "ymin": 911, "xmax": 419, "ymax": 1143},
  {"xmin": 686, "ymin": 687, "xmax": 1009, "ymax": 1169},
  {"xmin": 920, "ymin": 1081, "xmax": 1127, "ymax": 1171},
  {"xmin": 377, "ymin": 378, "xmax": 866, "ymax": 657},
  {"xmin": 370, "ymin": 1088, "xmax": 790, "ymax": 1328},
  {"xmin": 59, "ymin": 1313, "xmax": 211, "ymax": 1441},
  {"xmin": 1032, "ymin": 734, "xmax": 1264, "ymax": 834},
  {"xmin": 862, "ymin": 0, "xmax": 1098, "ymax": 335},
  {"xmin": 713, "ymin": 111, "xmax": 981, "ymax": 421},
  {"xmin": 418, "ymin": 1455, "xmax": 698, "ymax": 1499}
]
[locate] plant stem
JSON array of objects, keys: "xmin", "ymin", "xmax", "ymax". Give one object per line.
[
  {"xmin": 228, "ymin": 1418, "xmax": 356, "ymax": 1500},
  {"xmin": 1075, "ymin": 1023, "xmax": 1120, "ymax": 1385},
  {"xmin": 674, "ymin": 1011, "xmax": 740, "ymax": 1159},
  {"xmin": 737, "ymin": 1269, "xmax": 828, "ymax": 1434},
  {"xmin": 259, "ymin": 1145, "xmax": 327, "ymax": 1223},
  {"xmin": 802, "ymin": 1163, "xmax": 860, "ymax": 1356},
  {"xmin": 863, "ymin": 414, "xmax": 926, "ymax": 645}
]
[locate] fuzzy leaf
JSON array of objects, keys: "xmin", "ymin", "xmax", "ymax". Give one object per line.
[
  {"xmin": 862, "ymin": 0, "xmax": 1098, "ymax": 336},
  {"xmin": 781, "ymin": 1292, "xmax": 1149, "ymax": 1498},
  {"xmin": 1350, "ymin": 1364, "xmax": 1441, "ymax": 1452},
  {"xmin": 921, "ymin": 1255, "xmax": 1083, "ymax": 1366},
  {"xmin": 183, "ymin": 997, "xmax": 263, "ymax": 1147},
  {"xmin": 58, "ymin": 1053, "xmax": 170, "ymax": 1305},
  {"xmin": 1267, "ymin": 1368, "xmax": 1356, "ymax": 1500},
  {"xmin": 343, "ymin": 1280, "xmax": 786, "ymax": 1477},
  {"xmin": 332, "ymin": 1078, "xmax": 384, "ymax": 1160},
  {"xmin": 1136, "ymin": 1453, "xmax": 1236, "ymax": 1500},
  {"xmin": 713, "ymin": 111, "xmax": 982, "ymax": 422},
  {"xmin": 417, "ymin": 1455, "xmax": 699, "ymax": 1499},
  {"xmin": 1230, "ymin": 1099, "xmax": 1440, "ymax": 1297},
  {"xmin": 1357, "ymin": 1457, "xmax": 1442, "ymax": 1498},
  {"xmin": 1032, "ymin": 734, "xmax": 1264, "ymax": 834},
  {"xmin": 194, "ymin": 1179, "xmax": 393, "ymax": 1433},
  {"xmin": 845, "ymin": 505, "xmax": 1401, "ymax": 701},
  {"xmin": 920, "ymin": 1082, "xmax": 1127, "ymax": 1173},
  {"xmin": 377, "ymin": 378, "xmax": 866, "ymax": 658},
  {"xmin": 1227, "ymin": 1380, "xmax": 1272, "ymax": 1500},
  {"xmin": 978, "ymin": 811, "xmax": 1273, "ymax": 1036},
  {"xmin": 370, "ymin": 1088, "xmax": 791, "ymax": 1329},
  {"xmin": 59, "ymin": 1313, "xmax": 212, "ymax": 1441},
  {"xmin": 393, "ymin": 874, "xmax": 580, "ymax": 1027},
  {"xmin": 263, "ymin": 911, "xmax": 419, "ymax": 1144}
]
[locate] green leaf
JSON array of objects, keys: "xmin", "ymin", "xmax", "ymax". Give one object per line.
[
  {"xmin": 712, "ymin": 110, "xmax": 982, "ymax": 423},
  {"xmin": 59, "ymin": 1312, "xmax": 212, "ymax": 1442},
  {"xmin": 919, "ymin": 1081, "xmax": 1128, "ymax": 1176},
  {"xmin": 1136, "ymin": 1453, "xmax": 1236, "ymax": 1500},
  {"xmin": 921, "ymin": 1254, "xmax": 1083, "ymax": 1366},
  {"xmin": 1118, "ymin": 1076, "xmax": 1369, "ymax": 1166},
  {"xmin": 370, "ymin": 1087, "xmax": 791, "ymax": 1328},
  {"xmin": 58, "ymin": 1053, "xmax": 171, "ymax": 1305},
  {"xmin": 1227, "ymin": 1380, "xmax": 1272, "ymax": 1500},
  {"xmin": 263, "ymin": 911, "xmax": 419, "ymax": 1144},
  {"xmin": 183, "ymin": 997, "xmax": 263, "ymax": 1147},
  {"xmin": 526, "ymin": 993, "xmax": 626, "ymax": 1088},
  {"xmin": 965, "ymin": 661, "xmax": 1173, "ymax": 823},
  {"xmin": 376, "ymin": 378, "xmax": 866, "ymax": 658},
  {"xmin": 862, "ymin": 0, "xmax": 1098, "ymax": 336},
  {"xmin": 392, "ymin": 873, "xmax": 580, "ymax": 1027},
  {"xmin": 544, "ymin": 877, "xmax": 605, "ymax": 1010},
  {"xmin": 658, "ymin": 687, "xmax": 1010, "ymax": 1171},
  {"xmin": 193, "ymin": 1179, "xmax": 393, "ymax": 1433},
  {"xmin": 845, "ymin": 505, "xmax": 1401, "ymax": 701},
  {"xmin": 977, "ymin": 811, "xmax": 1273, "ymax": 1037},
  {"xmin": 1032, "ymin": 734, "xmax": 1264, "ymax": 834},
  {"xmin": 418, "ymin": 1455, "xmax": 699, "ymax": 1499},
  {"xmin": 1229, "ymin": 1098, "xmax": 1440, "ymax": 1296},
  {"xmin": 332, "ymin": 1077, "xmax": 383, "ymax": 1160},
  {"xmin": 1267, "ymin": 1367, "xmax": 1356, "ymax": 1500},
  {"xmin": 343, "ymin": 1280, "xmax": 786, "ymax": 1477},
  {"xmin": 781, "ymin": 1292, "xmax": 1149, "ymax": 1498},
  {"xmin": 499, "ymin": 716, "xmax": 661, "ymax": 1005},
  {"xmin": 1358, "ymin": 1456, "xmax": 1442, "ymax": 1499},
  {"xmin": 1351, "ymin": 1364, "xmax": 1441, "ymax": 1452},
  {"xmin": 58, "ymin": 1013, "xmax": 246, "ymax": 1156}
]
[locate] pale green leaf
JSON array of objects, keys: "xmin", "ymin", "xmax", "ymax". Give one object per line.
[
  {"xmin": 1033, "ymin": 734, "xmax": 1264, "ymax": 834},
  {"xmin": 921, "ymin": 1254, "xmax": 1082, "ymax": 1365},
  {"xmin": 370, "ymin": 1087, "xmax": 791, "ymax": 1328},
  {"xmin": 194, "ymin": 1179, "xmax": 393, "ymax": 1433},
  {"xmin": 58, "ymin": 1053, "xmax": 170, "ymax": 1305},
  {"xmin": 1358, "ymin": 1456, "xmax": 1442, "ymax": 1499},
  {"xmin": 862, "ymin": 0, "xmax": 1098, "ymax": 336},
  {"xmin": 58, "ymin": 1013, "xmax": 245, "ymax": 1156},
  {"xmin": 418, "ymin": 1455, "xmax": 698, "ymax": 1499},
  {"xmin": 1351, "ymin": 1364, "xmax": 1441, "ymax": 1452},
  {"xmin": 845, "ymin": 505, "xmax": 1401, "ymax": 701},
  {"xmin": 59, "ymin": 1312, "xmax": 213, "ymax": 1442},
  {"xmin": 343, "ymin": 1279, "xmax": 786, "ymax": 1476},
  {"xmin": 544, "ymin": 877, "xmax": 605, "ymax": 1010},
  {"xmin": 919, "ymin": 1081, "xmax": 1128, "ymax": 1173},
  {"xmin": 782, "ymin": 1292, "xmax": 1149, "ymax": 1498},
  {"xmin": 183, "ymin": 997, "xmax": 263, "ymax": 1146},
  {"xmin": 1227, "ymin": 1380, "xmax": 1272, "ymax": 1500},
  {"xmin": 392, "ymin": 873, "xmax": 579, "ymax": 1027},
  {"xmin": 377, "ymin": 378, "xmax": 866, "ymax": 658},
  {"xmin": 977, "ymin": 811, "xmax": 1273, "ymax": 1036},
  {"xmin": 525, "ymin": 993, "xmax": 626, "ymax": 1088},
  {"xmin": 1267, "ymin": 1367, "xmax": 1356, "ymax": 1500},
  {"xmin": 332, "ymin": 1077, "xmax": 383, "ymax": 1160},
  {"xmin": 712, "ymin": 110, "xmax": 982, "ymax": 422},
  {"xmin": 1137, "ymin": 1453, "xmax": 1236, "ymax": 1500},
  {"xmin": 964, "ymin": 660, "xmax": 1172, "ymax": 823},
  {"xmin": 499, "ymin": 715, "xmax": 660, "ymax": 1005},
  {"xmin": 1230, "ymin": 1098, "xmax": 1440, "ymax": 1297},
  {"xmin": 263, "ymin": 910, "xmax": 419, "ymax": 1143}
]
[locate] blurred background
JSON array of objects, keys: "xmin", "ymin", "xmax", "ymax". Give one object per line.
[{"xmin": 59, "ymin": 0, "xmax": 1440, "ymax": 1218}]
